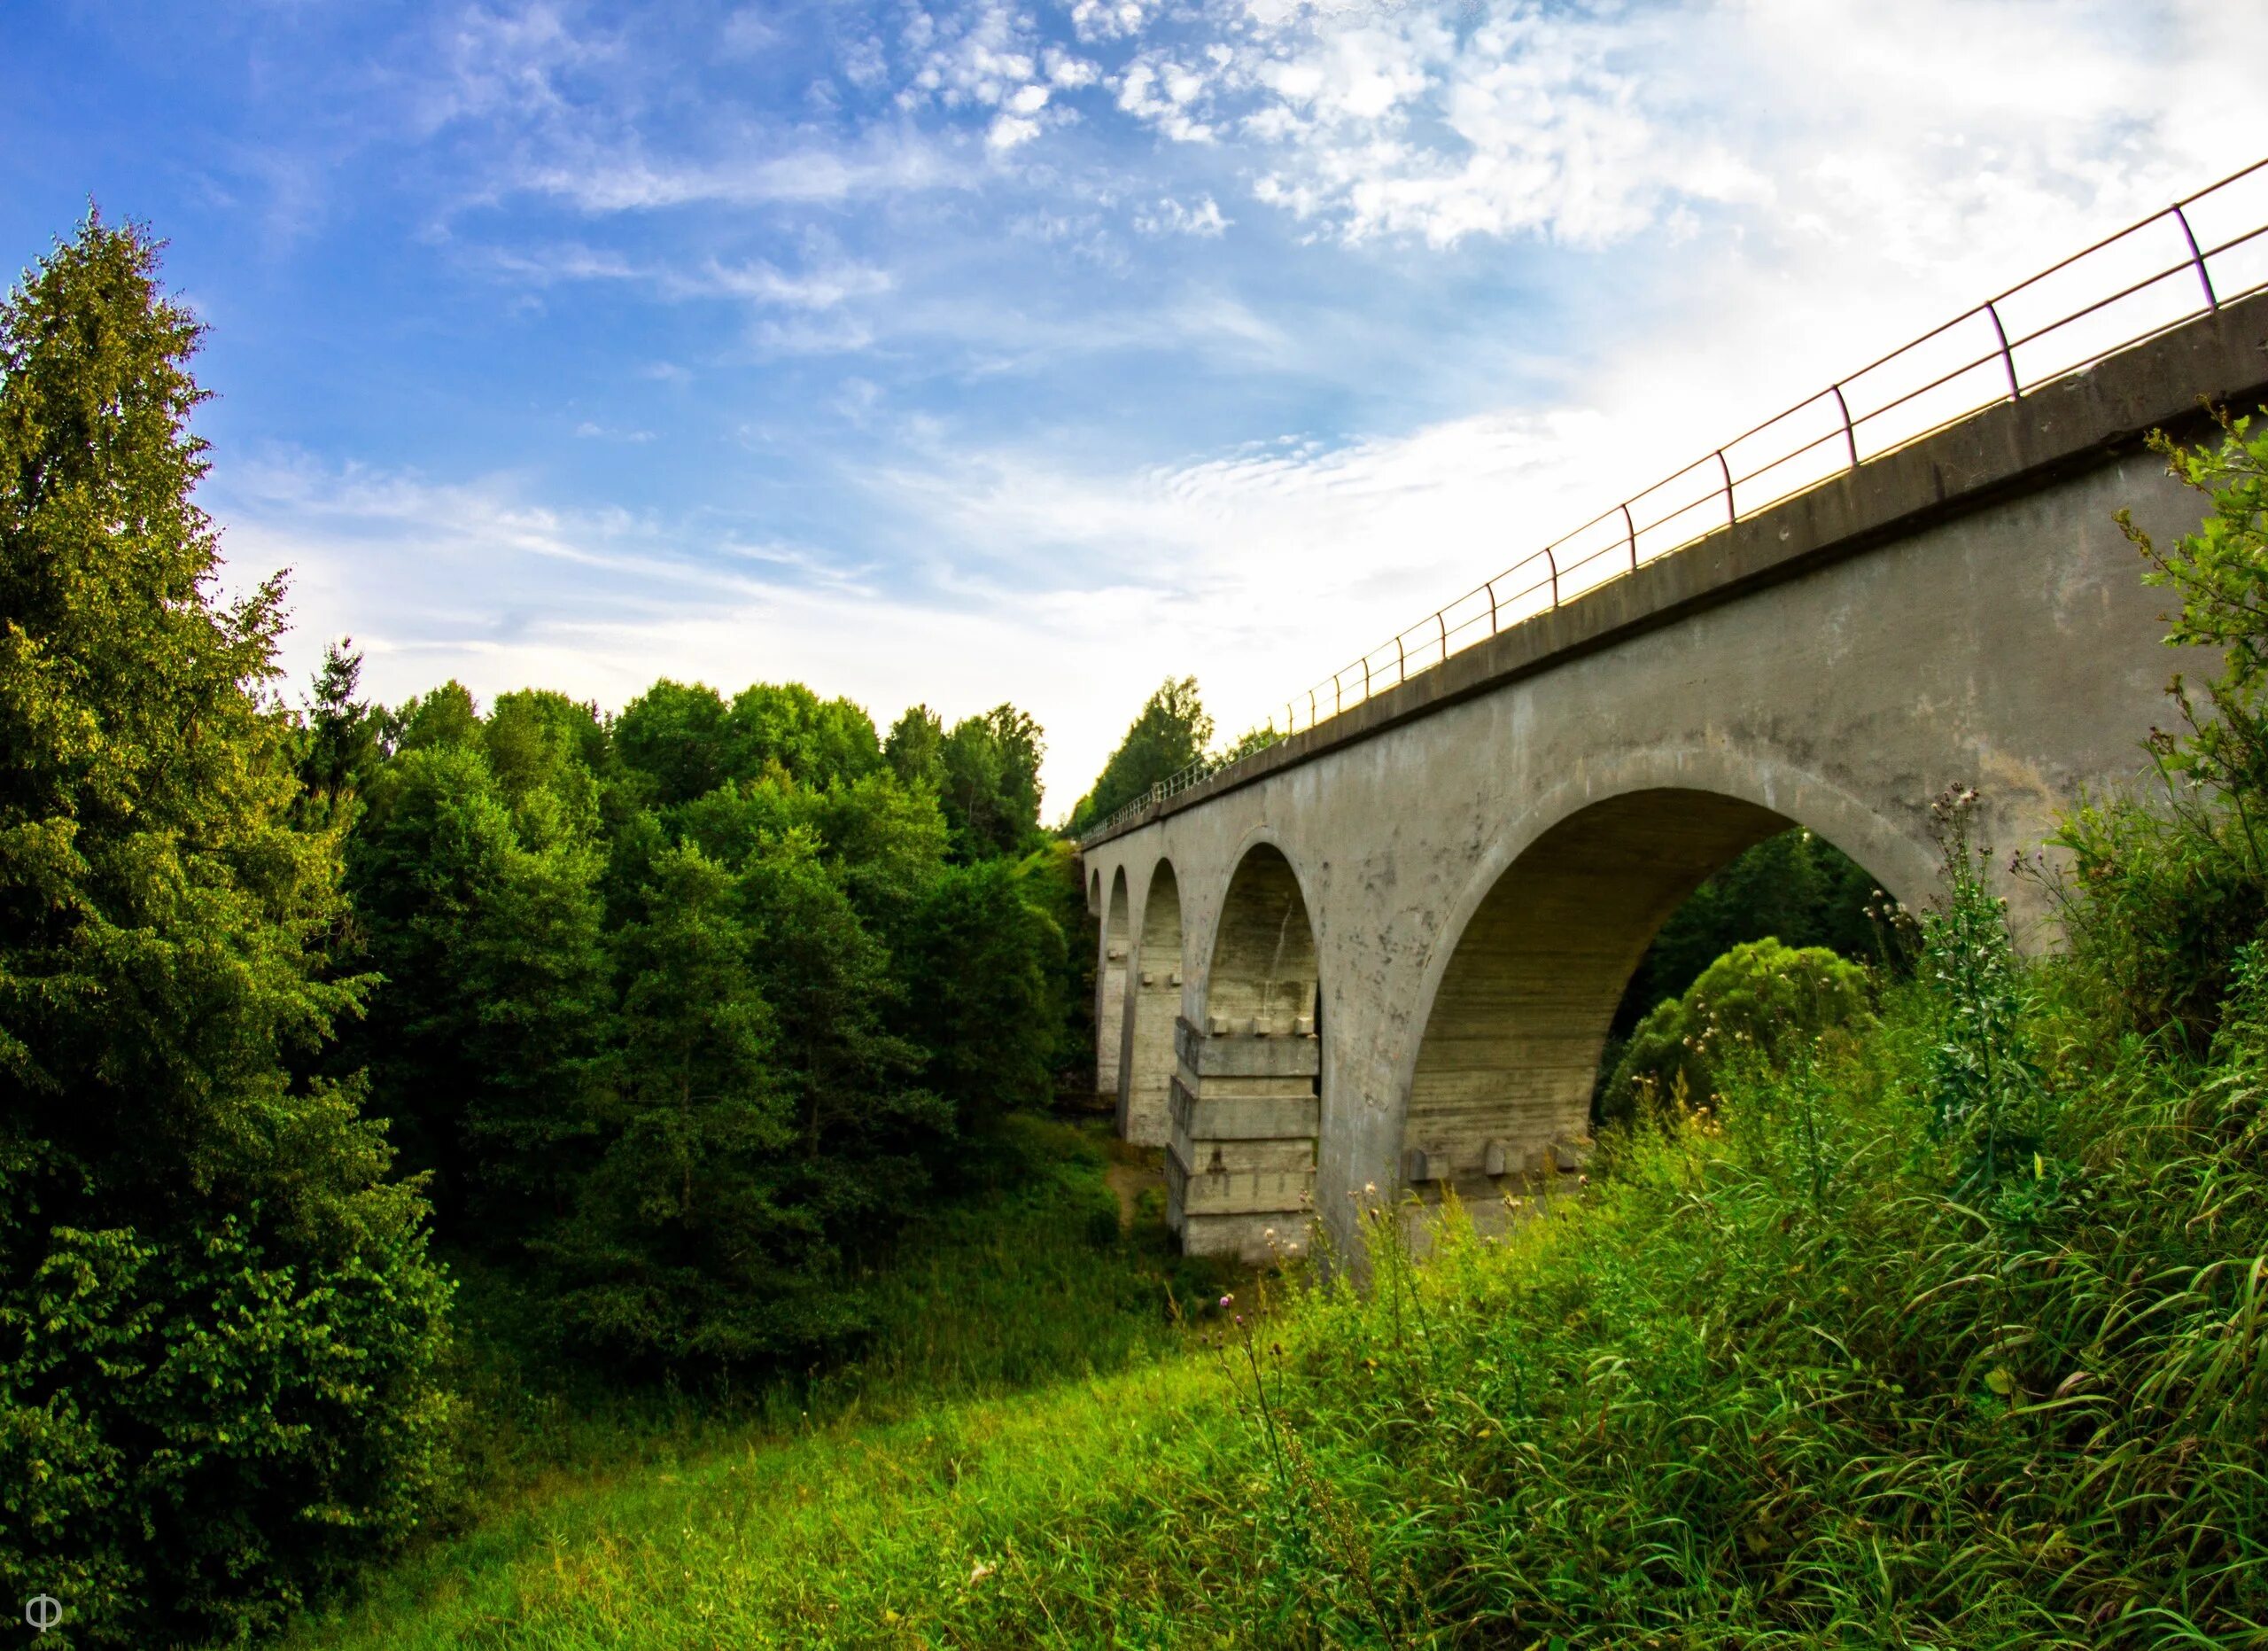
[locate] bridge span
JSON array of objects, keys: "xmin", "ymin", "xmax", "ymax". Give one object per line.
[{"xmin": 1080, "ymin": 285, "xmax": 2268, "ymax": 1265}]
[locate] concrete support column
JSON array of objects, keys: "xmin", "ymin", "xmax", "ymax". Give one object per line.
[
  {"xmin": 1097, "ymin": 938, "xmax": 1127, "ymax": 1102},
  {"xmin": 1097, "ymin": 870, "xmax": 1130, "ymax": 1106},
  {"xmin": 1166, "ymin": 1012, "xmax": 1318, "ymax": 1258},
  {"xmin": 1119, "ymin": 962, "xmax": 1181, "ymax": 1146}
]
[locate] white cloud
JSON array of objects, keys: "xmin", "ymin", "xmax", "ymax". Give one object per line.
[
  {"xmin": 989, "ymin": 112, "xmax": 1045, "ymax": 151},
  {"xmin": 481, "ymin": 243, "xmax": 892, "ymax": 312},
  {"xmin": 1134, "ymin": 194, "xmax": 1231, "ymax": 236},
  {"xmin": 1069, "ymin": 0, "xmax": 1156, "ymax": 43},
  {"xmin": 520, "ymin": 129, "xmax": 957, "ymax": 211}
]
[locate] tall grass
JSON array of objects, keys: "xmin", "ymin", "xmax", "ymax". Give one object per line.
[{"xmin": 268, "ymin": 801, "xmax": 2268, "ymax": 1648}]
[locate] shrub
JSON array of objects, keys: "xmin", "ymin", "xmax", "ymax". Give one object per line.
[
  {"xmin": 1603, "ymin": 936, "xmax": 1873, "ymax": 1125},
  {"xmin": 2052, "ymin": 412, "xmax": 2268, "ymax": 1047}
]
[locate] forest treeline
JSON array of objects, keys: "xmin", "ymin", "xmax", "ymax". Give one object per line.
[
  {"xmin": 0, "ymin": 215, "xmax": 1153, "ymax": 1646},
  {"xmin": 320, "ymin": 657, "xmax": 1080, "ymax": 1367}
]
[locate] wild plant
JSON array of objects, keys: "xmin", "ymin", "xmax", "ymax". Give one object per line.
[{"xmin": 1918, "ymin": 786, "xmax": 2053, "ymax": 1211}]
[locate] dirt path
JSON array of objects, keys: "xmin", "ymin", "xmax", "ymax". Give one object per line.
[{"xmin": 1104, "ymin": 1155, "xmax": 1163, "ymax": 1227}]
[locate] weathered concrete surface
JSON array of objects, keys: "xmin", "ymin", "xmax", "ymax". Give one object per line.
[
  {"xmin": 1081, "ymin": 292, "xmax": 2268, "ymax": 1264},
  {"xmin": 1115, "ymin": 862, "xmax": 1182, "ymax": 1147},
  {"xmin": 1096, "ymin": 869, "xmax": 1129, "ymax": 1106},
  {"xmin": 1158, "ymin": 845, "xmax": 1323, "ymax": 1255}
]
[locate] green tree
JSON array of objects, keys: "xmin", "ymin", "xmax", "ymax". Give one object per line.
[
  {"xmin": 614, "ymin": 678, "xmax": 731, "ymax": 806},
  {"xmin": 939, "ymin": 704, "xmax": 1045, "ymax": 860},
  {"xmin": 387, "ymin": 678, "xmax": 481, "ymax": 754},
  {"xmin": 727, "ymin": 681, "xmax": 882, "ymax": 790},
  {"xmin": 0, "ymin": 215, "xmax": 449, "ymax": 1646},
  {"xmin": 897, "ymin": 858, "xmax": 1066, "ymax": 1131},
  {"xmin": 347, "ymin": 743, "xmax": 609, "ymax": 1227},
  {"xmin": 553, "ymin": 843, "xmax": 829, "ymax": 1365},
  {"xmin": 1219, "ymin": 721, "xmax": 1282, "ymax": 764},
  {"xmin": 484, "ymin": 688, "xmax": 605, "ymax": 835},
  {"xmin": 1068, "ymin": 675, "xmax": 1214, "ymax": 835},
  {"xmin": 296, "ymin": 636, "xmax": 379, "ymax": 829},
  {"xmin": 1603, "ymin": 938, "xmax": 1874, "ymax": 1126},
  {"xmin": 1613, "ymin": 828, "xmax": 1889, "ymax": 1039},
  {"xmin": 885, "ymin": 703, "xmax": 948, "ymax": 790}
]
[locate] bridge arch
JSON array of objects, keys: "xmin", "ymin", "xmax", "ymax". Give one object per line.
[
  {"xmin": 1203, "ymin": 839, "xmax": 1321, "ymax": 1033},
  {"xmin": 1161, "ymin": 837, "xmax": 1325, "ymax": 1256},
  {"xmin": 1392, "ymin": 750, "xmax": 1923, "ymax": 1211},
  {"xmin": 1098, "ymin": 867, "xmax": 1130, "ymax": 1104},
  {"xmin": 1118, "ymin": 858, "xmax": 1184, "ymax": 1147}
]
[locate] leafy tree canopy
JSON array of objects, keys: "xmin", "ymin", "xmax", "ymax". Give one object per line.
[
  {"xmin": 1068, "ymin": 675, "xmax": 1214, "ymax": 835},
  {"xmin": 0, "ymin": 213, "xmax": 449, "ymax": 1647}
]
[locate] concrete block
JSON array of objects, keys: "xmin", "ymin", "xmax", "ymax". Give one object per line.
[
  {"xmin": 1482, "ymin": 1139, "xmax": 1510, "ymax": 1177},
  {"xmin": 1176, "ymin": 1016, "xmax": 1322, "ymax": 1079},
  {"xmin": 1169, "ymin": 1086, "xmax": 1319, "ymax": 1142}
]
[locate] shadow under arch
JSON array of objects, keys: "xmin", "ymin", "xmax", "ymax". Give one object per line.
[
  {"xmin": 1397, "ymin": 783, "xmax": 1911, "ymax": 1212},
  {"xmin": 1118, "ymin": 858, "xmax": 1184, "ymax": 1147},
  {"xmin": 1098, "ymin": 867, "xmax": 1130, "ymax": 1104},
  {"xmin": 1204, "ymin": 840, "xmax": 1320, "ymax": 1032}
]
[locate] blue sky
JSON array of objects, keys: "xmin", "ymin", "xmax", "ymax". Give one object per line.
[{"xmin": 4, "ymin": 1, "xmax": 2260, "ymax": 814}]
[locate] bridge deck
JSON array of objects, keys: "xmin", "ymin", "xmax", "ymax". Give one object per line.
[{"xmin": 1084, "ymin": 288, "xmax": 2268, "ymax": 851}]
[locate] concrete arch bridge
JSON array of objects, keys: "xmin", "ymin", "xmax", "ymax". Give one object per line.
[{"xmin": 1080, "ymin": 288, "xmax": 2268, "ymax": 1265}]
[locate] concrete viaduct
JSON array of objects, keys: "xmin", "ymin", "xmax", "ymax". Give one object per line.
[{"xmin": 1079, "ymin": 289, "xmax": 2268, "ymax": 1265}]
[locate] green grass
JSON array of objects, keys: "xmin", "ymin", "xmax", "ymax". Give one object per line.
[{"xmin": 272, "ymin": 960, "xmax": 2268, "ymax": 1650}]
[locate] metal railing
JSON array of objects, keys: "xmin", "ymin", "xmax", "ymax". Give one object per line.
[{"xmin": 1084, "ymin": 159, "xmax": 2268, "ymax": 844}]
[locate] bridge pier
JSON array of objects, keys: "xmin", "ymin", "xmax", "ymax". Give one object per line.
[
  {"xmin": 1117, "ymin": 862, "xmax": 1182, "ymax": 1147},
  {"xmin": 1096, "ymin": 869, "xmax": 1129, "ymax": 1108},
  {"xmin": 1167, "ymin": 1016, "xmax": 1319, "ymax": 1257}
]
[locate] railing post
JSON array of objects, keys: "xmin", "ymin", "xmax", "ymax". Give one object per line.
[
  {"xmin": 1395, "ymin": 634, "xmax": 1405, "ymax": 683},
  {"xmin": 1310, "ymin": 689, "xmax": 1317, "ymax": 727},
  {"xmin": 1545, "ymin": 546, "xmax": 1558, "ymax": 608},
  {"xmin": 1361, "ymin": 658, "xmax": 1371, "ymax": 702},
  {"xmin": 1334, "ymin": 675, "xmax": 1341, "ymax": 716},
  {"xmin": 1984, "ymin": 301, "xmax": 2020, "ymax": 401},
  {"xmin": 1714, "ymin": 448, "xmax": 1734, "ymax": 525},
  {"xmin": 2172, "ymin": 203, "xmax": 2218, "ymax": 312},
  {"xmin": 1486, "ymin": 579, "xmax": 1498, "ymax": 634},
  {"xmin": 1437, "ymin": 609, "xmax": 1448, "ymax": 665},
  {"xmin": 1830, "ymin": 382, "xmax": 1859, "ymax": 471},
  {"xmin": 1621, "ymin": 502, "xmax": 1637, "ymax": 572}
]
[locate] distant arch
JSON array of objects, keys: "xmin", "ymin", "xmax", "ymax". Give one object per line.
[
  {"xmin": 1204, "ymin": 841, "xmax": 1319, "ymax": 1032},
  {"xmin": 1118, "ymin": 860, "xmax": 1184, "ymax": 1146},
  {"xmin": 1098, "ymin": 868, "xmax": 1131, "ymax": 1103}
]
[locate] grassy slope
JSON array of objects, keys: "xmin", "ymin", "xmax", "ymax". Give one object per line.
[
  {"xmin": 276, "ymin": 963, "xmax": 2268, "ymax": 1650},
  {"xmin": 276, "ymin": 1117, "xmax": 1257, "ymax": 1649}
]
